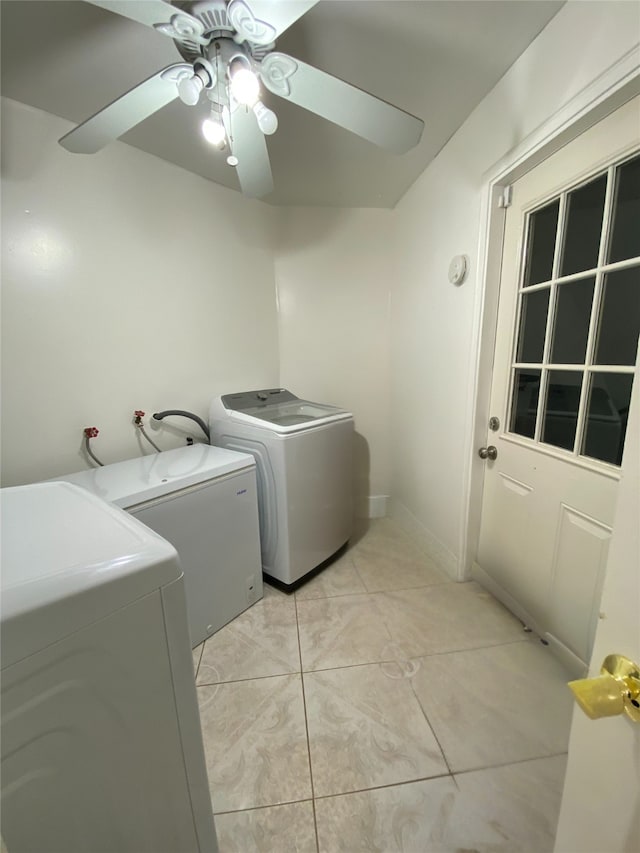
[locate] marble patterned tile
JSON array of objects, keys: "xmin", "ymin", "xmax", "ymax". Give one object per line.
[
  {"xmin": 452, "ymin": 755, "xmax": 568, "ymax": 851},
  {"xmin": 296, "ymin": 594, "xmax": 394, "ymax": 671},
  {"xmin": 197, "ymin": 597, "xmax": 300, "ymax": 684},
  {"xmin": 349, "ymin": 516, "xmax": 435, "ymax": 554},
  {"xmin": 263, "ymin": 580, "xmax": 292, "ymax": 600},
  {"xmin": 353, "ymin": 545, "xmax": 450, "ymax": 593},
  {"xmin": 411, "ymin": 640, "xmax": 574, "ymax": 772},
  {"xmin": 314, "ymin": 755, "xmax": 566, "ymax": 852},
  {"xmin": 295, "ymin": 552, "xmax": 366, "ymax": 600},
  {"xmin": 350, "ymin": 518, "xmax": 450, "ymax": 593},
  {"xmin": 198, "ymin": 674, "xmax": 312, "ymax": 813},
  {"xmin": 215, "ymin": 801, "xmax": 317, "ymax": 853},
  {"xmin": 304, "ymin": 664, "xmax": 448, "ymax": 797},
  {"xmin": 371, "ymin": 581, "xmax": 525, "ymax": 657}
]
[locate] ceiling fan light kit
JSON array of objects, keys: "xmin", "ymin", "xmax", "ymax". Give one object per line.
[
  {"xmin": 228, "ymin": 56, "xmax": 260, "ymax": 105},
  {"xmin": 59, "ymin": 0, "xmax": 425, "ymax": 198},
  {"xmin": 202, "ymin": 113, "xmax": 226, "ymax": 146}
]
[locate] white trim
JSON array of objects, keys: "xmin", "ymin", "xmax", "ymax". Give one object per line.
[
  {"xmin": 390, "ymin": 498, "xmax": 458, "ymax": 581},
  {"xmin": 355, "ymin": 494, "xmax": 390, "ymax": 519},
  {"xmin": 368, "ymin": 494, "xmax": 389, "ymax": 518},
  {"xmin": 458, "ymin": 51, "xmax": 640, "ymax": 579},
  {"xmin": 543, "ymin": 632, "xmax": 589, "ymax": 680}
]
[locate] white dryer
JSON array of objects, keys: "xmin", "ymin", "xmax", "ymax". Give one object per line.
[
  {"xmin": 210, "ymin": 389, "xmax": 354, "ymax": 587},
  {"xmin": 1, "ymin": 482, "xmax": 217, "ymax": 853}
]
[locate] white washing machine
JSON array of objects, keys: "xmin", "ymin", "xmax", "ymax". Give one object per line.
[
  {"xmin": 54, "ymin": 444, "xmax": 262, "ymax": 647},
  {"xmin": 0, "ymin": 481, "xmax": 217, "ymax": 853},
  {"xmin": 210, "ymin": 389, "xmax": 354, "ymax": 587}
]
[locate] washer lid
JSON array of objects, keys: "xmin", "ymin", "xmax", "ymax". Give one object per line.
[
  {"xmin": 1, "ymin": 482, "xmax": 180, "ymax": 667},
  {"xmin": 217, "ymin": 389, "xmax": 352, "ymax": 433},
  {"xmin": 52, "ymin": 444, "xmax": 255, "ymax": 508}
]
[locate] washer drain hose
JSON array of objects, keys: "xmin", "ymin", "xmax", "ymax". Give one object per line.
[{"xmin": 152, "ymin": 409, "xmax": 210, "ymax": 442}]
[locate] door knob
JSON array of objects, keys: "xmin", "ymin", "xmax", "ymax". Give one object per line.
[
  {"xmin": 478, "ymin": 445, "xmax": 498, "ymax": 460},
  {"xmin": 568, "ymin": 654, "xmax": 640, "ymax": 722}
]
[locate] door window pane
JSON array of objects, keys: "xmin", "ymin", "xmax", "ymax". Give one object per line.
[
  {"xmin": 523, "ymin": 200, "xmax": 559, "ymax": 287},
  {"xmin": 594, "ymin": 266, "xmax": 640, "ymax": 365},
  {"xmin": 582, "ymin": 373, "xmax": 634, "ymax": 465},
  {"xmin": 516, "ymin": 288, "xmax": 549, "ymax": 362},
  {"xmin": 510, "ymin": 369, "xmax": 540, "ymax": 438},
  {"xmin": 550, "ymin": 277, "xmax": 595, "ymax": 364},
  {"xmin": 608, "ymin": 154, "xmax": 640, "ymax": 263},
  {"xmin": 560, "ymin": 176, "xmax": 607, "ymax": 276},
  {"xmin": 542, "ymin": 370, "xmax": 583, "ymax": 451}
]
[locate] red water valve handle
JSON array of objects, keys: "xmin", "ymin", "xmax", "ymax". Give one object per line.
[{"xmin": 84, "ymin": 427, "xmax": 99, "ymax": 438}]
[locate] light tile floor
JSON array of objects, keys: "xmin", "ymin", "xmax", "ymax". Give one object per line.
[{"xmin": 192, "ymin": 517, "xmax": 574, "ymax": 852}]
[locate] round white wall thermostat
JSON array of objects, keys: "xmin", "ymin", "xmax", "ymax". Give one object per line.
[{"xmin": 448, "ymin": 254, "xmax": 468, "ymax": 285}]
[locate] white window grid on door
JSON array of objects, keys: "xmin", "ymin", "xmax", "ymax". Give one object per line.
[{"xmin": 506, "ymin": 150, "xmax": 640, "ymax": 474}]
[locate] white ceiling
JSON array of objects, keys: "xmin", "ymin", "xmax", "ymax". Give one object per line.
[{"xmin": 1, "ymin": 0, "xmax": 564, "ymax": 207}]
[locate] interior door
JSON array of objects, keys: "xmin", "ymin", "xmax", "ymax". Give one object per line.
[
  {"xmin": 475, "ymin": 96, "xmax": 640, "ymax": 675},
  {"xmin": 553, "ymin": 365, "xmax": 639, "ymax": 853}
]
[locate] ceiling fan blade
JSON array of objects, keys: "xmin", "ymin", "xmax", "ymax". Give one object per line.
[
  {"xmin": 227, "ymin": 0, "xmax": 318, "ymax": 45},
  {"xmin": 59, "ymin": 63, "xmax": 192, "ymax": 154},
  {"xmin": 86, "ymin": 1, "xmax": 207, "ymax": 43},
  {"xmin": 260, "ymin": 53, "xmax": 424, "ymax": 154},
  {"xmin": 227, "ymin": 106, "xmax": 273, "ymax": 198},
  {"xmin": 87, "ymin": 0, "xmax": 182, "ymax": 28}
]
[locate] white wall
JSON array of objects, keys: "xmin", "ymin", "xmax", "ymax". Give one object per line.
[
  {"xmin": 274, "ymin": 208, "xmax": 393, "ymax": 514},
  {"xmin": 1, "ymin": 98, "xmax": 279, "ymax": 486},
  {"xmin": 390, "ymin": 0, "xmax": 640, "ymax": 565}
]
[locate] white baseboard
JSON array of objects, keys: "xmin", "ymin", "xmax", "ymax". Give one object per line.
[
  {"xmin": 389, "ymin": 499, "xmax": 459, "ymax": 581},
  {"xmin": 368, "ymin": 494, "xmax": 389, "ymax": 518},
  {"xmin": 354, "ymin": 494, "xmax": 390, "ymax": 519}
]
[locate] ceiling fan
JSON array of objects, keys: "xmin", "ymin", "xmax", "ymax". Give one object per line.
[{"xmin": 59, "ymin": 0, "xmax": 425, "ymax": 198}]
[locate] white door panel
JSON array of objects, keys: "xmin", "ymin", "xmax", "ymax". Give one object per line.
[
  {"xmin": 547, "ymin": 505, "xmax": 611, "ymax": 663},
  {"xmin": 476, "ymin": 95, "xmax": 640, "ymax": 672},
  {"xmin": 553, "ymin": 367, "xmax": 640, "ymax": 853}
]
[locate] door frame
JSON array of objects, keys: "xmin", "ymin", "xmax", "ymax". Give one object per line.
[{"xmin": 459, "ymin": 51, "xmax": 640, "ymax": 580}]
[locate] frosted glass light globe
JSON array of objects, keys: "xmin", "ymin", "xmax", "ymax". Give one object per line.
[
  {"xmin": 253, "ymin": 101, "xmax": 278, "ymax": 135},
  {"xmin": 230, "ymin": 68, "xmax": 260, "ymax": 106},
  {"xmin": 178, "ymin": 75, "xmax": 204, "ymax": 106},
  {"xmin": 202, "ymin": 117, "xmax": 226, "ymax": 145}
]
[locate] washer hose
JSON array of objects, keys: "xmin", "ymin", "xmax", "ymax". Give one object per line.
[{"xmin": 152, "ymin": 410, "xmax": 210, "ymax": 442}]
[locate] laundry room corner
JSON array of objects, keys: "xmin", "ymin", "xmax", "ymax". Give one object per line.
[
  {"xmin": 273, "ymin": 205, "xmax": 395, "ymax": 523},
  {"xmin": 0, "ymin": 98, "xmax": 280, "ymax": 487}
]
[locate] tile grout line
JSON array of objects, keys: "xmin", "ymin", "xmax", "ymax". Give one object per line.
[
  {"xmin": 211, "ymin": 751, "xmax": 569, "ymax": 819},
  {"xmin": 449, "ymin": 750, "xmax": 571, "ymax": 778},
  {"xmin": 193, "ymin": 642, "xmax": 204, "ymax": 681},
  {"xmin": 311, "ymin": 770, "xmax": 454, "ymax": 802},
  {"xmin": 294, "ymin": 592, "xmax": 321, "ymax": 853},
  {"xmin": 297, "ymin": 578, "xmax": 453, "ymax": 603},
  {"xmin": 408, "ymin": 676, "xmax": 454, "ymax": 776},
  {"xmin": 193, "ymin": 628, "xmax": 535, "ymax": 691},
  {"xmin": 213, "ymin": 796, "xmax": 314, "ymax": 817}
]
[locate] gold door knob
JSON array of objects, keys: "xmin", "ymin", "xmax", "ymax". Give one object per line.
[{"xmin": 568, "ymin": 654, "xmax": 640, "ymax": 722}]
